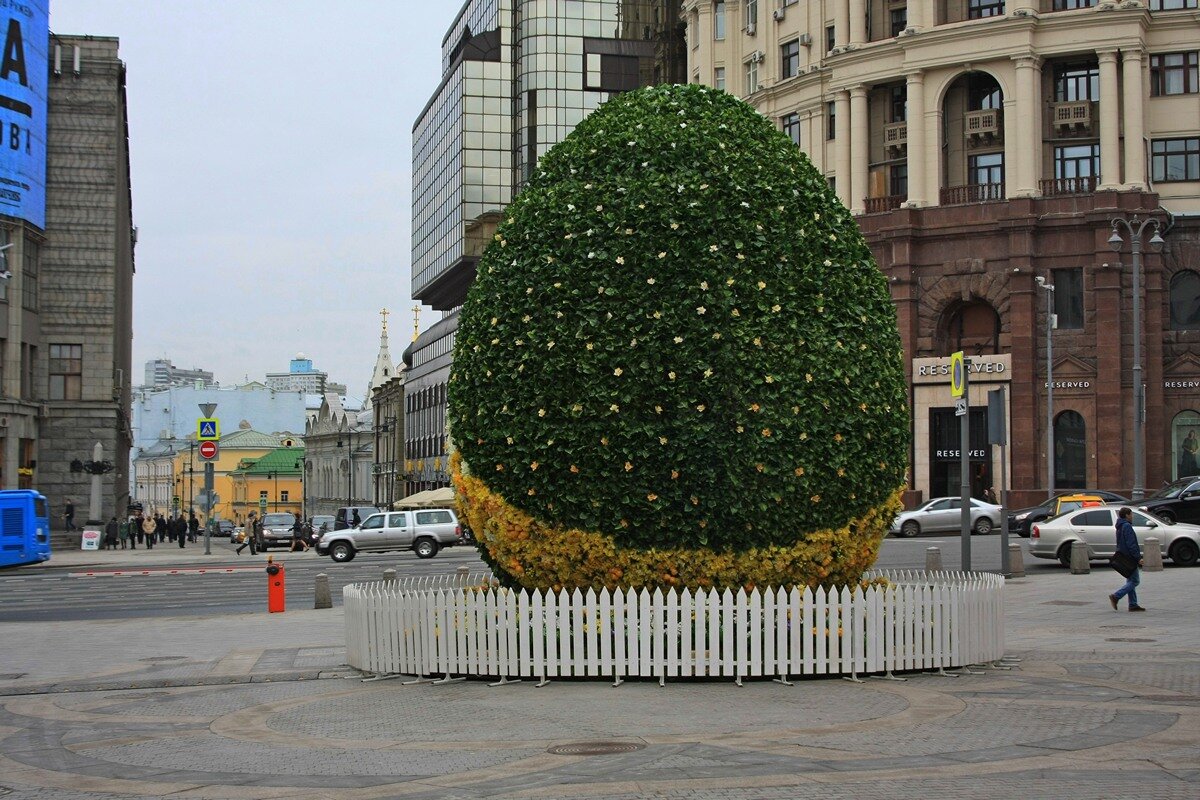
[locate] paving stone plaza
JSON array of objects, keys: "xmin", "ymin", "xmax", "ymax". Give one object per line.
[{"xmin": 1, "ymin": 561, "xmax": 1197, "ymax": 800}]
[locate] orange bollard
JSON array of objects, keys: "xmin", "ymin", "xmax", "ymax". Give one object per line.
[{"xmin": 266, "ymin": 555, "xmax": 285, "ymax": 613}]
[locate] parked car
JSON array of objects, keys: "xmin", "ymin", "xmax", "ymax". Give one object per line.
[
  {"xmin": 334, "ymin": 506, "xmax": 381, "ymax": 531},
  {"xmin": 1008, "ymin": 489, "xmax": 1130, "ymax": 537},
  {"xmin": 1028, "ymin": 504, "xmax": 1200, "ymax": 567},
  {"xmin": 215, "ymin": 520, "xmax": 235, "ymax": 539},
  {"xmin": 1137, "ymin": 476, "xmax": 1200, "ymax": 525},
  {"xmin": 317, "ymin": 508, "xmax": 463, "ymax": 562},
  {"xmin": 311, "ymin": 514, "xmax": 335, "ymax": 534},
  {"xmin": 259, "ymin": 512, "xmax": 297, "ymax": 549},
  {"xmin": 889, "ymin": 497, "xmax": 1002, "ymax": 537}
]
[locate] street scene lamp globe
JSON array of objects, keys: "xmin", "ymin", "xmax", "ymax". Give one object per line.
[{"xmin": 449, "ymin": 84, "xmax": 909, "ymax": 591}]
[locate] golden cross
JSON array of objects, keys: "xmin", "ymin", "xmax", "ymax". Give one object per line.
[
  {"xmin": 412, "ymin": 304, "xmax": 421, "ymax": 342},
  {"xmin": 379, "ymin": 307, "xmax": 389, "ymax": 333}
]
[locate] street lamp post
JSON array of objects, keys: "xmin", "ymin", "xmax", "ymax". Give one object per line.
[
  {"xmin": 187, "ymin": 442, "xmax": 195, "ymax": 515},
  {"xmin": 1036, "ymin": 276, "xmax": 1056, "ymax": 499},
  {"xmin": 1109, "ymin": 216, "xmax": 1165, "ymax": 501}
]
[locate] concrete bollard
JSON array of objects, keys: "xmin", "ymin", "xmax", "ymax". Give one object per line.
[
  {"xmin": 457, "ymin": 565, "xmax": 471, "ymax": 587},
  {"xmin": 1143, "ymin": 537, "xmax": 1164, "ymax": 572},
  {"xmin": 1007, "ymin": 543, "xmax": 1025, "ymax": 578},
  {"xmin": 1070, "ymin": 540, "xmax": 1090, "ymax": 574},
  {"xmin": 382, "ymin": 568, "xmax": 397, "ymax": 583},
  {"xmin": 314, "ymin": 573, "xmax": 332, "ymax": 609},
  {"xmin": 925, "ymin": 546, "xmax": 943, "ymax": 572}
]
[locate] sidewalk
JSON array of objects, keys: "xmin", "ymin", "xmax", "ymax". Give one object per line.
[
  {"xmin": 1, "ymin": 566, "xmax": 1196, "ymax": 800},
  {"xmin": 28, "ymin": 537, "xmax": 327, "ymax": 570}
]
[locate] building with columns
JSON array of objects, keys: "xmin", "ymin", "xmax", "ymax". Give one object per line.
[{"xmin": 686, "ymin": 0, "xmax": 1200, "ymax": 506}]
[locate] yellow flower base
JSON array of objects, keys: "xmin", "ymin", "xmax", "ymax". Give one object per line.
[{"xmin": 452, "ymin": 453, "xmax": 904, "ymax": 592}]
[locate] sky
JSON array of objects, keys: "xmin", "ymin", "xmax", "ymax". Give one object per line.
[{"xmin": 49, "ymin": 1, "xmax": 457, "ymax": 395}]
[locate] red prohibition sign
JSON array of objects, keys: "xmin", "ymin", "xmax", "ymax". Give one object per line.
[{"xmin": 199, "ymin": 441, "xmax": 219, "ymax": 459}]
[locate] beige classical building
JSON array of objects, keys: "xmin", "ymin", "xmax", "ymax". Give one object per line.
[{"xmin": 686, "ymin": 1, "xmax": 1200, "ymax": 506}]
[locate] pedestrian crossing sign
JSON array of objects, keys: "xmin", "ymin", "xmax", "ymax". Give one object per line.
[{"xmin": 197, "ymin": 418, "xmax": 220, "ymax": 441}]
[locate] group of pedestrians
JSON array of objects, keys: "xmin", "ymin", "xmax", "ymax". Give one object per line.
[{"xmin": 100, "ymin": 510, "xmax": 201, "ymax": 550}]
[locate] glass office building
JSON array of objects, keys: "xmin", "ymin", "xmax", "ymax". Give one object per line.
[{"xmin": 406, "ymin": 1, "xmax": 685, "ymax": 494}]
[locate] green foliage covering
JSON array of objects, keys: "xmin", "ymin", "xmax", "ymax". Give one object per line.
[{"xmin": 449, "ymin": 84, "xmax": 908, "ymax": 552}]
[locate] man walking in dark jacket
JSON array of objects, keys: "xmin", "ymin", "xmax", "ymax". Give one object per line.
[{"xmin": 1109, "ymin": 507, "xmax": 1145, "ymax": 612}]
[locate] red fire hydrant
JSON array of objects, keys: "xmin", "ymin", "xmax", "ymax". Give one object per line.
[{"xmin": 266, "ymin": 556, "xmax": 285, "ymax": 613}]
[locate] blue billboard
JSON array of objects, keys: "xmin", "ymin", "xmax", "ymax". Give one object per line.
[{"xmin": 0, "ymin": 0, "xmax": 47, "ymax": 230}]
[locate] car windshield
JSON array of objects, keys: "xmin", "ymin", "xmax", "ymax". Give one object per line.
[
  {"xmin": 1147, "ymin": 479, "xmax": 1194, "ymax": 500},
  {"xmin": 263, "ymin": 513, "xmax": 295, "ymax": 527}
]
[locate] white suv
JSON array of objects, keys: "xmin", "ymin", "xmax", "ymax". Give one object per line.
[{"xmin": 316, "ymin": 508, "xmax": 462, "ymax": 562}]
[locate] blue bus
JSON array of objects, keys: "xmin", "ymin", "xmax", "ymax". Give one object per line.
[{"xmin": 0, "ymin": 489, "xmax": 51, "ymax": 568}]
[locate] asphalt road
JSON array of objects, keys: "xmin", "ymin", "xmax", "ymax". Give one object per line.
[{"xmin": 0, "ymin": 533, "xmax": 1054, "ymax": 623}]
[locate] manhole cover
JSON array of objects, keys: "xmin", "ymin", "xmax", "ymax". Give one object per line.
[
  {"xmin": 547, "ymin": 741, "xmax": 645, "ymax": 756},
  {"xmin": 1041, "ymin": 600, "xmax": 1093, "ymax": 606},
  {"xmin": 1105, "ymin": 637, "xmax": 1157, "ymax": 643},
  {"xmin": 138, "ymin": 656, "xmax": 188, "ymax": 662}
]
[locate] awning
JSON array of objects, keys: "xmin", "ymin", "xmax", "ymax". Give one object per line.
[{"xmin": 391, "ymin": 486, "xmax": 456, "ymax": 509}]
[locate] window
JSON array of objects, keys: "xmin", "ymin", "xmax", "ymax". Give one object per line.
[
  {"xmin": 1054, "ymin": 62, "xmax": 1099, "ymax": 101},
  {"xmin": 1172, "ymin": 410, "xmax": 1200, "ymax": 480},
  {"xmin": 967, "ymin": 74, "xmax": 1001, "ymax": 109},
  {"xmin": 780, "ymin": 39, "xmax": 800, "ymax": 79},
  {"xmin": 22, "ymin": 239, "xmax": 38, "ymax": 312},
  {"xmin": 825, "ymin": 25, "xmax": 835, "ymax": 53},
  {"xmin": 280, "ymin": 491, "xmax": 289, "ymax": 503},
  {"xmin": 1150, "ymin": 0, "xmax": 1198, "ymax": 9},
  {"xmin": 1052, "ymin": 268, "xmax": 1084, "ymax": 330},
  {"xmin": 890, "ymin": 8, "xmax": 907, "ymax": 36},
  {"xmin": 416, "ymin": 510, "xmax": 454, "ymax": 525},
  {"xmin": 48, "ymin": 344, "xmax": 82, "ymax": 400},
  {"xmin": 745, "ymin": 0, "xmax": 758, "ymax": 27},
  {"xmin": 1053, "ymin": 0, "xmax": 1097, "ymax": 8},
  {"xmin": 387, "ymin": 513, "xmax": 408, "ymax": 527},
  {"xmin": 968, "ymin": 0, "xmax": 1005, "ymax": 18},
  {"xmin": 968, "ymin": 152, "xmax": 1004, "ymax": 197},
  {"xmin": 826, "ymin": 100, "xmax": 836, "ymax": 139},
  {"xmin": 1072, "ymin": 510, "xmax": 1111, "ymax": 527},
  {"xmin": 714, "ymin": 66, "xmax": 725, "ymax": 91},
  {"xmin": 1055, "ymin": 143, "xmax": 1099, "ymax": 180},
  {"xmin": 714, "ymin": 1, "xmax": 726, "ymax": 40},
  {"xmin": 361, "ymin": 514, "xmax": 385, "ymax": 530},
  {"xmin": 781, "ymin": 112, "xmax": 800, "ymax": 145},
  {"xmin": 1151, "ymin": 52, "xmax": 1199, "ymax": 96},
  {"xmin": 1170, "ymin": 270, "xmax": 1200, "ymax": 330},
  {"xmin": 745, "ymin": 58, "xmax": 758, "ymax": 95},
  {"xmin": 889, "ymin": 163, "xmax": 908, "ymax": 198},
  {"xmin": 1054, "ymin": 410, "xmax": 1087, "ymax": 489},
  {"xmin": 890, "ymin": 85, "xmax": 906, "ymax": 122},
  {"xmin": 1152, "ymin": 137, "xmax": 1200, "ymax": 182},
  {"xmin": 259, "ymin": 490, "xmax": 268, "ymax": 500}
]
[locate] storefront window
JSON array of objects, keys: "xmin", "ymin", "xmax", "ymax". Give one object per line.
[
  {"xmin": 929, "ymin": 407, "xmax": 989, "ymax": 498},
  {"xmin": 1172, "ymin": 410, "xmax": 1200, "ymax": 479},
  {"xmin": 1054, "ymin": 410, "xmax": 1086, "ymax": 489}
]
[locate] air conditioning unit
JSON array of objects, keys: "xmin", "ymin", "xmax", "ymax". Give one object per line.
[
  {"xmin": 773, "ymin": 8, "xmax": 786, "ymax": 22},
  {"xmin": 798, "ymin": 33, "xmax": 813, "ymax": 47},
  {"xmin": 750, "ymin": 50, "xmax": 765, "ymax": 64},
  {"xmin": 746, "ymin": 22, "xmax": 757, "ymax": 36}
]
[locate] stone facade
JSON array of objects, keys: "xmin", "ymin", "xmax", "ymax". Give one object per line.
[
  {"xmin": 0, "ymin": 35, "xmax": 134, "ymax": 532},
  {"xmin": 303, "ymin": 393, "xmax": 373, "ymax": 518}
]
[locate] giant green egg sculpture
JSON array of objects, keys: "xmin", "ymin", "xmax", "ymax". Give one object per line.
[{"xmin": 449, "ymin": 84, "xmax": 908, "ymax": 590}]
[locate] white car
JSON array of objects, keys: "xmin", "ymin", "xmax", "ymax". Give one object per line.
[
  {"xmin": 1028, "ymin": 504, "xmax": 1200, "ymax": 568},
  {"xmin": 889, "ymin": 497, "xmax": 1002, "ymax": 537}
]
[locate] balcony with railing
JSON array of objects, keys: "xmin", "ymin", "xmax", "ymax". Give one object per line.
[
  {"xmin": 864, "ymin": 195, "xmax": 906, "ymax": 214},
  {"xmin": 964, "ymin": 108, "xmax": 1001, "ymax": 142},
  {"xmin": 939, "ymin": 183, "xmax": 1005, "ymax": 205},
  {"xmin": 883, "ymin": 121, "xmax": 908, "ymax": 154},
  {"xmin": 1051, "ymin": 100, "xmax": 1093, "ymax": 134},
  {"xmin": 1039, "ymin": 175, "xmax": 1096, "ymax": 196}
]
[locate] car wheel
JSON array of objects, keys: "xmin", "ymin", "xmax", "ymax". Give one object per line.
[
  {"xmin": 1056, "ymin": 543, "xmax": 1073, "ymax": 569},
  {"xmin": 330, "ymin": 542, "xmax": 355, "ymax": 563},
  {"xmin": 1157, "ymin": 510, "xmax": 1177, "ymax": 525},
  {"xmin": 1169, "ymin": 539, "xmax": 1199, "ymax": 567},
  {"xmin": 973, "ymin": 518, "xmax": 994, "ymax": 536},
  {"xmin": 414, "ymin": 538, "xmax": 439, "ymax": 559},
  {"xmin": 900, "ymin": 520, "xmax": 920, "ymax": 538}
]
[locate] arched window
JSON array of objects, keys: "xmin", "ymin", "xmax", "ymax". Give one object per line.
[
  {"xmin": 1170, "ymin": 270, "xmax": 1200, "ymax": 330},
  {"xmin": 1054, "ymin": 410, "xmax": 1086, "ymax": 489},
  {"xmin": 1172, "ymin": 410, "xmax": 1200, "ymax": 480},
  {"xmin": 937, "ymin": 300, "xmax": 1001, "ymax": 356}
]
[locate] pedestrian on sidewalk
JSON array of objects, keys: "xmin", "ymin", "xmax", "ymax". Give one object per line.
[
  {"xmin": 154, "ymin": 513, "xmax": 166, "ymax": 544},
  {"xmin": 236, "ymin": 513, "xmax": 257, "ymax": 555},
  {"xmin": 142, "ymin": 513, "xmax": 155, "ymax": 549},
  {"xmin": 176, "ymin": 513, "xmax": 187, "ymax": 548},
  {"xmin": 63, "ymin": 499, "xmax": 77, "ymax": 532},
  {"xmin": 104, "ymin": 517, "xmax": 118, "ymax": 550},
  {"xmin": 1109, "ymin": 507, "xmax": 1145, "ymax": 612},
  {"xmin": 188, "ymin": 511, "xmax": 199, "ymax": 543},
  {"xmin": 117, "ymin": 517, "xmax": 130, "ymax": 550}
]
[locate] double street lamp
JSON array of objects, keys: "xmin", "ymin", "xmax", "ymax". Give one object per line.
[{"xmin": 1108, "ymin": 216, "xmax": 1164, "ymax": 501}]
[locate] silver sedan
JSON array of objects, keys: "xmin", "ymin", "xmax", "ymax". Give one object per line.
[
  {"xmin": 1028, "ymin": 504, "xmax": 1200, "ymax": 568},
  {"xmin": 889, "ymin": 497, "xmax": 1003, "ymax": 537}
]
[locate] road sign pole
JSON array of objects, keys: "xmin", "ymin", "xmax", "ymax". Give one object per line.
[
  {"xmin": 960, "ymin": 358, "xmax": 972, "ymax": 573},
  {"xmin": 204, "ymin": 461, "xmax": 214, "ymax": 555}
]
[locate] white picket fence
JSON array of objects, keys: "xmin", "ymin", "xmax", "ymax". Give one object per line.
[{"xmin": 343, "ymin": 570, "xmax": 1005, "ymax": 683}]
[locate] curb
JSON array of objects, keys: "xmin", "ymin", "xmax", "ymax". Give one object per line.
[{"xmin": 0, "ymin": 668, "xmax": 359, "ymax": 696}]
